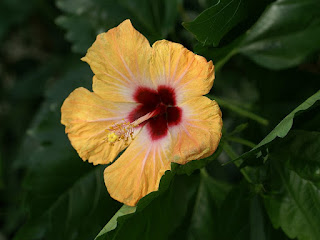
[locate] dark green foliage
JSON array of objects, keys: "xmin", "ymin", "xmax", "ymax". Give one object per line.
[
  {"xmin": 56, "ymin": 0, "xmax": 180, "ymax": 54},
  {"xmin": 238, "ymin": 0, "xmax": 320, "ymax": 69},
  {"xmin": 1, "ymin": 0, "xmax": 320, "ymax": 239},
  {"xmin": 13, "ymin": 63, "xmax": 121, "ymax": 240},
  {"xmin": 194, "ymin": 0, "xmax": 320, "ymax": 70},
  {"xmin": 183, "ymin": 0, "xmax": 250, "ymax": 46}
]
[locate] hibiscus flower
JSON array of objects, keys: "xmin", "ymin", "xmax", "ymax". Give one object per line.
[{"xmin": 61, "ymin": 19, "xmax": 222, "ymax": 206}]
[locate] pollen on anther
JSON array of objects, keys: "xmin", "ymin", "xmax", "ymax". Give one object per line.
[{"xmin": 105, "ymin": 120, "xmax": 135, "ymax": 145}]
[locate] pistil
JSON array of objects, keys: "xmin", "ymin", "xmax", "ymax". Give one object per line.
[{"xmin": 105, "ymin": 105, "xmax": 166, "ymax": 145}]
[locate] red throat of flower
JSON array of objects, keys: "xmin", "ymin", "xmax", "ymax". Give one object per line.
[
  {"xmin": 129, "ymin": 85, "xmax": 182, "ymax": 140},
  {"xmin": 106, "ymin": 85, "xmax": 182, "ymax": 144}
]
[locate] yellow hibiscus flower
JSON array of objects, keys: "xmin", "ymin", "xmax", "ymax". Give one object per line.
[{"xmin": 61, "ymin": 19, "xmax": 222, "ymax": 206}]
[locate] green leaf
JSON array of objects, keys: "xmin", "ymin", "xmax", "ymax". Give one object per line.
[
  {"xmin": 187, "ymin": 170, "xmax": 232, "ymax": 240},
  {"xmin": 264, "ymin": 158, "xmax": 320, "ymax": 240},
  {"xmin": 273, "ymin": 130, "xmax": 320, "ymax": 184},
  {"xmin": 185, "ymin": 180, "xmax": 289, "ymax": 240},
  {"xmin": 95, "ymin": 168, "xmax": 175, "ymax": 240},
  {"xmin": 55, "ymin": 15, "xmax": 98, "ymax": 54},
  {"xmin": 96, "ymin": 173, "xmax": 200, "ymax": 240},
  {"xmin": 55, "ymin": 0, "xmax": 126, "ymax": 54},
  {"xmin": 194, "ymin": 0, "xmax": 320, "ymax": 70},
  {"xmin": 183, "ymin": 0, "xmax": 249, "ymax": 46},
  {"xmin": 238, "ymin": 0, "xmax": 320, "ymax": 69},
  {"xmin": 240, "ymin": 90, "xmax": 320, "ymax": 161},
  {"xmin": 118, "ymin": 0, "xmax": 179, "ymax": 37},
  {"xmin": 95, "ymin": 205, "xmax": 136, "ymax": 239},
  {"xmin": 56, "ymin": 0, "xmax": 179, "ymax": 54},
  {"xmin": 239, "ymin": 90, "xmax": 320, "ymax": 240}
]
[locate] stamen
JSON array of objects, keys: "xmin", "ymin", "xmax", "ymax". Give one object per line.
[
  {"xmin": 104, "ymin": 109, "xmax": 162, "ymax": 145},
  {"xmin": 105, "ymin": 119, "xmax": 135, "ymax": 145}
]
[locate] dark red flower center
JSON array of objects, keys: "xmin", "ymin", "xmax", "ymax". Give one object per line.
[{"xmin": 128, "ymin": 85, "xmax": 182, "ymax": 140}]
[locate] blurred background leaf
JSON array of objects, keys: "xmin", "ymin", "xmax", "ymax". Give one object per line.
[
  {"xmin": 238, "ymin": 0, "xmax": 320, "ymax": 70},
  {"xmin": 12, "ymin": 62, "xmax": 121, "ymax": 240},
  {"xmin": 56, "ymin": 0, "xmax": 181, "ymax": 54}
]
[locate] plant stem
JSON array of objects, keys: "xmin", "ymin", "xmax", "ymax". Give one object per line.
[
  {"xmin": 223, "ymin": 142, "xmax": 253, "ymax": 184},
  {"xmin": 208, "ymin": 95, "xmax": 269, "ymax": 126},
  {"xmin": 225, "ymin": 136, "xmax": 256, "ymax": 148}
]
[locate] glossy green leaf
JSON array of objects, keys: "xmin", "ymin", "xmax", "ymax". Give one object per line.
[
  {"xmin": 264, "ymin": 158, "xmax": 320, "ymax": 240},
  {"xmin": 183, "ymin": 0, "xmax": 248, "ymax": 46},
  {"xmin": 193, "ymin": 0, "xmax": 320, "ymax": 70},
  {"xmin": 240, "ymin": 90, "xmax": 320, "ymax": 161},
  {"xmin": 238, "ymin": 0, "xmax": 320, "ymax": 69}
]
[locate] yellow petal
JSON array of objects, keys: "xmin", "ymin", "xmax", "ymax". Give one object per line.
[
  {"xmin": 104, "ymin": 97, "xmax": 222, "ymax": 206},
  {"xmin": 61, "ymin": 87, "xmax": 139, "ymax": 165},
  {"xmin": 104, "ymin": 127, "xmax": 172, "ymax": 206},
  {"xmin": 150, "ymin": 40, "xmax": 215, "ymax": 104},
  {"xmin": 169, "ymin": 96, "xmax": 222, "ymax": 164},
  {"xmin": 82, "ymin": 19, "xmax": 153, "ymax": 102}
]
